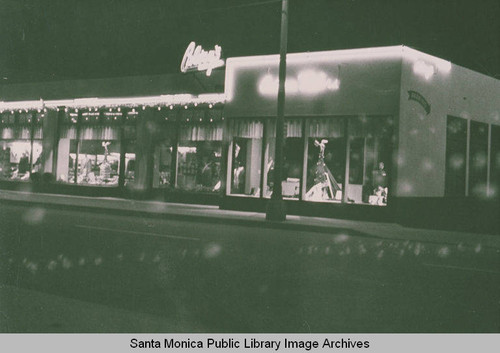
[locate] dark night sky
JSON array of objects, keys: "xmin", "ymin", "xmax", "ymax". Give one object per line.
[{"xmin": 0, "ymin": 0, "xmax": 498, "ymax": 84}]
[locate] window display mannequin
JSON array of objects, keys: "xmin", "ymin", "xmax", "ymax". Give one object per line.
[
  {"xmin": 100, "ymin": 141, "xmax": 112, "ymax": 181},
  {"xmin": 370, "ymin": 162, "xmax": 388, "ymax": 205},
  {"xmin": 306, "ymin": 139, "xmax": 342, "ymax": 201}
]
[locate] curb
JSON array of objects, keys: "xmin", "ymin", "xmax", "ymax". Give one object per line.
[{"xmin": 1, "ymin": 191, "xmax": 499, "ymax": 249}]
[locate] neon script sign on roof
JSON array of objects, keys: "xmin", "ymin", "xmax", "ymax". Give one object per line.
[{"xmin": 180, "ymin": 41, "xmax": 224, "ymax": 77}]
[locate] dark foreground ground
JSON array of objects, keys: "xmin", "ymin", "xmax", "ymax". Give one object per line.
[{"xmin": 0, "ymin": 201, "xmax": 499, "ymax": 333}]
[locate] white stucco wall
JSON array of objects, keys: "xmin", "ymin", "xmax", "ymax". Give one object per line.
[
  {"xmin": 396, "ymin": 50, "xmax": 500, "ymax": 198},
  {"xmin": 225, "ymin": 47, "xmax": 403, "ymax": 118}
]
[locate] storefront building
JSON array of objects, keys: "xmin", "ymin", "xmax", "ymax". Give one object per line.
[
  {"xmin": 1, "ymin": 45, "xmax": 499, "ymax": 231},
  {"xmin": 222, "ymin": 46, "xmax": 500, "ymax": 231},
  {"xmin": 0, "ymin": 71, "xmax": 226, "ymax": 204}
]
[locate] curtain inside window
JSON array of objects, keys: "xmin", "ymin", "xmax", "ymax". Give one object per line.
[
  {"xmin": 19, "ymin": 127, "xmax": 31, "ymax": 139},
  {"xmin": 308, "ymin": 118, "xmax": 344, "ymax": 138},
  {"xmin": 267, "ymin": 119, "xmax": 303, "ymax": 138},
  {"xmin": 80, "ymin": 126, "xmax": 119, "ymax": 140},
  {"xmin": 179, "ymin": 123, "xmax": 223, "ymax": 141},
  {"xmin": 59, "ymin": 126, "xmax": 78, "ymax": 139},
  {"xmin": 229, "ymin": 120, "xmax": 263, "ymax": 138},
  {"xmin": 33, "ymin": 126, "xmax": 43, "ymax": 139},
  {"xmin": 1, "ymin": 128, "xmax": 15, "ymax": 139}
]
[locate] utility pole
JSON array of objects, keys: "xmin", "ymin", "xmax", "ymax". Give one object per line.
[{"xmin": 266, "ymin": 0, "xmax": 288, "ymax": 221}]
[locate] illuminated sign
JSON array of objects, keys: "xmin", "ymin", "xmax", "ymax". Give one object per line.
[
  {"xmin": 408, "ymin": 90, "xmax": 431, "ymax": 115},
  {"xmin": 413, "ymin": 60, "xmax": 435, "ymax": 80},
  {"xmin": 180, "ymin": 41, "xmax": 225, "ymax": 77},
  {"xmin": 258, "ymin": 70, "xmax": 340, "ymax": 97}
]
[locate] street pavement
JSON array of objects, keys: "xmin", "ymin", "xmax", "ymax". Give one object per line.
[
  {"xmin": 1, "ymin": 190, "xmax": 499, "ymax": 248},
  {"xmin": 0, "ymin": 190, "xmax": 499, "ymax": 333}
]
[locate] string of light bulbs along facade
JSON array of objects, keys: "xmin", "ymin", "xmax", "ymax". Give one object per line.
[{"xmin": 0, "ymin": 44, "xmax": 499, "ymax": 232}]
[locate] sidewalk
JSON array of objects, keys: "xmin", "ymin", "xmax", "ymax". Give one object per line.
[{"xmin": 1, "ymin": 190, "xmax": 499, "ymax": 249}]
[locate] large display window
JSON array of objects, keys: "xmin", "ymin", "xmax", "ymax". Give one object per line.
[
  {"xmin": 227, "ymin": 116, "xmax": 393, "ymax": 205},
  {"xmin": 153, "ymin": 139, "xmax": 174, "ymax": 188},
  {"xmin": 56, "ymin": 111, "xmax": 121, "ymax": 186},
  {"xmin": 228, "ymin": 119, "xmax": 263, "ymax": 197},
  {"xmin": 469, "ymin": 121, "xmax": 488, "ymax": 197},
  {"xmin": 346, "ymin": 116, "xmax": 394, "ymax": 205},
  {"xmin": 263, "ymin": 119, "xmax": 303, "ymax": 199},
  {"xmin": 0, "ymin": 111, "xmax": 43, "ymax": 181},
  {"xmin": 304, "ymin": 118, "xmax": 346, "ymax": 202},
  {"xmin": 445, "ymin": 116, "xmax": 467, "ymax": 196},
  {"xmin": 176, "ymin": 121, "xmax": 223, "ymax": 193},
  {"xmin": 122, "ymin": 123, "xmax": 137, "ymax": 187}
]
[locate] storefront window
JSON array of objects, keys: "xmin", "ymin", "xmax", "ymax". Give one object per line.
[
  {"xmin": 122, "ymin": 116, "xmax": 137, "ymax": 188},
  {"xmin": 228, "ymin": 120, "xmax": 263, "ymax": 197},
  {"xmin": 445, "ymin": 116, "xmax": 467, "ymax": 196},
  {"xmin": 469, "ymin": 121, "xmax": 488, "ymax": 197},
  {"xmin": 124, "ymin": 140, "xmax": 136, "ymax": 186},
  {"xmin": 176, "ymin": 121, "xmax": 222, "ymax": 193},
  {"xmin": 0, "ymin": 111, "xmax": 43, "ymax": 181},
  {"xmin": 346, "ymin": 116, "xmax": 393, "ymax": 205},
  {"xmin": 72, "ymin": 136, "xmax": 120, "ymax": 186},
  {"xmin": 57, "ymin": 112, "xmax": 121, "ymax": 186},
  {"xmin": 153, "ymin": 126, "xmax": 175, "ymax": 188},
  {"xmin": 263, "ymin": 119, "xmax": 303, "ymax": 199},
  {"xmin": 304, "ymin": 118, "xmax": 345, "ymax": 202},
  {"xmin": 0, "ymin": 140, "xmax": 32, "ymax": 180}
]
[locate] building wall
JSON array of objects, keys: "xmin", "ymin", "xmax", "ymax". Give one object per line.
[
  {"xmin": 396, "ymin": 53, "xmax": 452, "ymax": 197},
  {"xmin": 396, "ymin": 53, "xmax": 500, "ymax": 198},
  {"xmin": 224, "ymin": 49, "xmax": 402, "ymax": 118},
  {"xmin": 447, "ymin": 65, "xmax": 500, "ymax": 124}
]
